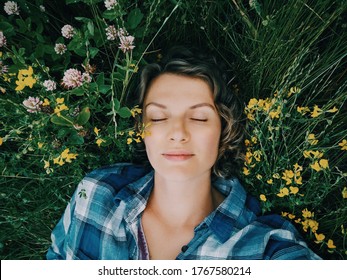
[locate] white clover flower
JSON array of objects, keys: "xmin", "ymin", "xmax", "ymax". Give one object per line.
[
  {"xmin": 4, "ymin": 1, "xmax": 19, "ymax": 15},
  {"xmin": 43, "ymin": 80, "xmax": 57, "ymax": 91},
  {"xmin": 104, "ymin": 0, "xmax": 118, "ymax": 10},
  {"xmin": 23, "ymin": 97, "xmax": 42, "ymax": 113},
  {"xmin": 0, "ymin": 31, "xmax": 7, "ymax": 47},
  {"xmin": 61, "ymin": 24, "xmax": 75, "ymax": 39},
  {"xmin": 105, "ymin": 25, "xmax": 117, "ymax": 41},
  {"xmin": 82, "ymin": 72, "xmax": 92, "ymax": 83},
  {"xmin": 54, "ymin": 43, "xmax": 67, "ymax": 55},
  {"xmin": 61, "ymin": 68, "xmax": 83, "ymax": 89},
  {"xmin": 39, "ymin": 5, "xmax": 45, "ymax": 12},
  {"xmin": 0, "ymin": 61, "xmax": 9, "ymax": 74},
  {"xmin": 118, "ymin": 35, "xmax": 135, "ymax": 53}
]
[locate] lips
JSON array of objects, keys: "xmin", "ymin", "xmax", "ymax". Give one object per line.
[{"xmin": 162, "ymin": 151, "xmax": 195, "ymax": 161}]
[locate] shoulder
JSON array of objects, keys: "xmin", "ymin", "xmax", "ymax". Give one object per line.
[
  {"xmin": 84, "ymin": 162, "xmax": 152, "ymax": 193},
  {"xmin": 73, "ymin": 163, "xmax": 152, "ymax": 214}
]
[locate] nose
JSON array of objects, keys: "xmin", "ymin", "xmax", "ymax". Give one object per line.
[{"xmin": 168, "ymin": 118, "xmax": 190, "ymax": 142}]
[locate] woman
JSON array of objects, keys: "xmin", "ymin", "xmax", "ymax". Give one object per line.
[{"xmin": 47, "ymin": 47, "xmax": 320, "ymax": 260}]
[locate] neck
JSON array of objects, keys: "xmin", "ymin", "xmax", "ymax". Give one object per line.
[{"xmin": 146, "ymin": 172, "xmax": 223, "ymax": 227}]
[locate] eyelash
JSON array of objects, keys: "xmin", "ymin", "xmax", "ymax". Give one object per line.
[{"xmin": 150, "ymin": 118, "xmax": 207, "ymax": 122}]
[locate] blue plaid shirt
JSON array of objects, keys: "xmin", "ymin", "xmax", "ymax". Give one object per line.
[{"xmin": 46, "ymin": 163, "xmax": 320, "ymax": 260}]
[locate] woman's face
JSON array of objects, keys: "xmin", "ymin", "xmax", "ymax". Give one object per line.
[{"xmin": 143, "ymin": 73, "xmax": 222, "ymax": 182}]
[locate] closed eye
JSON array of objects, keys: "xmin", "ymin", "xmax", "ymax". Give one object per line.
[
  {"xmin": 191, "ymin": 118, "xmax": 207, "ymax": 122},
  {"xmin": 151, "ymin": 118, "xmax": 167, "ymax": 122}
]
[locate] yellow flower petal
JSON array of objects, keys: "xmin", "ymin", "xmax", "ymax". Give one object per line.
[
  {"xmin": 342, "ymin": 187, "xmax": 347, "ymax": 199},
  {"xmin": 94, "ymin": 127, "xmax": 100, "ymax": 136},
  {"xmin": 319, "ymin": 159, "xmax": 329, "ymax": 169},
  {"xmin": 327, "ymin": 239, "xmax": 336, "ymax": 249},
  {"xmin": 289, "ymin": 186, "xmax": 299, "ymax": 195},
  {"xmin": 259, "ymin": 194, "xmax": 267, "ymax": 202},
  {"xmin": 0, "ymin": 137, "xmax": 3, "ymax": 146},
  {"xmin": 314, "ymin": 233, "xmax": 325, "ymax": 243},
  {"xmin": 327, "ymin": 106, "xmax": 338, "ymax": 113},
  {"xmin": 338, "ymin": 139, "xmax": 347, "ymax": 151},
  {"xmin": 56, "ymin": 98, "xmax": 64, "ymax": 104},
  {"xmin": 311, "ymin": 161, "xmax": 322, "ymax": 172}
]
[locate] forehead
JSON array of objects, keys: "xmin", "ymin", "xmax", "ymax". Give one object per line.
[{"xmin": 144, "ymin": 73, "xmax": 214, "ymax": 104}]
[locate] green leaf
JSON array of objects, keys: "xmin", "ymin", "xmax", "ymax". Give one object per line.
[
  {"xmin": 0, "ymin": 22, "xmax": 14, "ymax": 33},
  {"xmin": 68, "ymin": 133, "xmax": 84, "ymax": 145},
  {"xmin": 114, "ymin": 99, "xmax": 120, "ymax": 111},
  {"xmin": 99, "ymin": 85, "xmax": 111, "ymax": 94},
  {"xmin": 50, "ymin": 115, "xmax": 74, "ymax": 127},
  {"xmin": 87, "ymin": 21, "xmax": 94, "ymax": 36},
  {"xmin": 57, "ymin": 128, "xmax": 71, "ymax": 139},
  {"xmin": 96, "ymin": 73, "xmax": 105, "ymax": 86},
  {"xmin": 127, "ymin": 8, "xmax": 144, "ymax": 30},
  {"xmin": 102, "ymin": 10, "xmax": 117, "ymax": 20},
  {"xmin": 89, "ymin": 47, "xmax": 99, "ymax": 58},
  {"xmin": 75, "ymin": 107, "xmax": 91, "ymax": 125},
  {"xmin": 118, "ymin": 107, "xmax": 131, "ymax": 118},
  {"xmin": 69, "ymin": 87, "xmax": 85, "ymax": 96},
  {"xmin": 66, "ymin": 0, "xmax": 83, "ymax": 4}
]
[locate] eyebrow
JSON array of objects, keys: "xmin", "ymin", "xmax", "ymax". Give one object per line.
[{"xmin": 145, "ymin": 102, "xmax": 216, "ymax": 111}]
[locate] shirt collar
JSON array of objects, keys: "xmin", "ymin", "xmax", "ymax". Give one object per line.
[{"xmin": 114, "ymin": 170, "xmax": 257, "ymax": 242}]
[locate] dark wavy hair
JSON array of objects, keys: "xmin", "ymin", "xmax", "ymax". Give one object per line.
[{"xmin": 133, "ymin": 46, "xmax": 245, "ymax": 178}]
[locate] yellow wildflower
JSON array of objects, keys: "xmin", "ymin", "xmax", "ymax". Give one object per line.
[
  {"xmin": 42, "ymin": 98, "xmax": 50, "ymax": 106},
  {"xmin": 338, "ymin": 139, "xmax": 347, "ymax": 151},
  {"xmin": 130, "ymin": 105, "xmax": 142, "ymax": 117},
  {"xmin": 302, "ymin": 208, "xmax": 313, "ymax": 219},
  {"xmin": 256, "ymin": 174, "xmax": 263, "ymax": 180},
  {"xmin": 295, "ymin": 176, "xmax": 302, "ymax": 185},
  {"xmin": 128, "ymin": 130, "xmax": 135, "ymax": 136},
  {"xmin": 245, "ymin": 139, "xmax": 251, "ymax": 146},
  {"xmin": 245, "ymin": 151, "xmax": 253, "ymax": 164},
  {"xmin": 246, "ymin": 112, "xmax": 255, "ymax": 121},
  {"xmin": 272, "ymin": 173, "xmax": 280, "ymax": 179},
  {"xmin": 319, "ymin": 159, "xmax": 329, "ymax": 169},
  {"xmin": 127, "ymin": 138, "xmax": 133, "ymax": 145},
  {"xmin": 307, "ymin": 133, "xmax": 318, "ymax": 145},
  {"xmin": 327, "ymin": 106, "xmax": 338, "ymax": 113},
  {"xmin": 259, "ymin": 194, "xmax": 267, "ymax": 202},
  {"xmin": 288, "ymin": 214, "xmax": 296, "ymax": 219},
  {"xmin": 43, "ymin": 160, "xmax": 50, "ymax": 169},
  {"xmin": 282, "ymin": 169, "xmax": 294, "ymax": 185},
  {"xmin": 342, "ymin": 187, "xmax": 347, "ymax": 199},
  {"xmin": 243, "ymin": 167, "xmax": 250, "ymax": 175},
  {"xmin": 15, "ymin": 66, "xmax": 37, "ymax": 91},
  {"xmin": 327, "ymin": 239, "xmax": 336, "ymax": 249},
  {"xmin": 56, "ymin": 98, "xmax": 64, "ymax": 104},
  {"xmin": 267, "ymin": 179, "xmax": 273, "ymax": 184},
  {"xmin": 311, "ymin": 161, "xmax": 321, "ymax": 172},
  {"xmin": 269, "ymin": 106, "xmax": 281, "ymax": 119},
  {"xmin": 247, "ymin": 98, "xmax": 258, "ymax": 109},
  {"xmin": 314, "ymin": 233, "xmax": 325, "ymax": 243},
  {"xmin": 277, "ymin": 187, "xmax": 289, "ymax": 197},
  {"xmin": 293, "ymin": 163, "xmax": 303, "ymax": 172},
  {"xmin": 251, "ymin": 136, "xmax": 257, "ymax": 144},
  {"xmin": 38, "ymin": 142, "xmax": 44, "ymax": 149},
  {"xmin": 96, "ymin": 138, "xmax": 106, "ymax": 147},
  {"xmin": 282, "ymin": 212, "xmax": 288, "ymax": 217},
  {"xmin": 297, "ymin": 106, "xmax": 310, "ymax": 115},
  {"xmin": 289, "ymin": 186, "xmax": 299, "ymax": 195},
  {"xmin": 54, "ymin": 104, "xmax": 69, "ymax": 116},
  {"xmin": 53, "ymin": 148, "xmax": 78, "ymax": 166},
  {"xmin": 311, "ymin": 150, "xmax": 323, "ymax": 159},
  {"xmin": 0, "ymin": 137, "xmax": 3, "ymax": 146},
  {"xmin": 134, "ymin": 137, "xmax": 141, "ymax": 143},
  {"xmin": 253, "ymin": 150, "xmax": 262, "ymax": 162},
  {"xmin": 308, "ymin": 219, "xmax": 319, "ymax": 233},
  {"xmin": 288, "ymin": 86, "xmax": 301, "ymax": 97},
  {"xmin": 53, "ymin": 156, "xmax": 64, "ymax": 166},
  {"xmin": 94, "ymin": 127, "xmax": 100, "ymax": 136},
  {"xmin": 311, "ymin": 105, "xmax": 323, "ymax": 118},
  {"xmin": 303, "ymin": 150, "xmax": 311, "ymax": 158}
]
